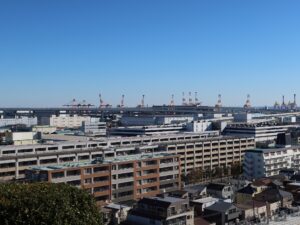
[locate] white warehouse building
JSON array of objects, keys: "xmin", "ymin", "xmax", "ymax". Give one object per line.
[
  {"xmin": 0, "ymin": 117, "xmax": 37, "ymax": 128},
  {"xmin": 40, "ymin": 114, "xmax": 91, "ymax": 129}
]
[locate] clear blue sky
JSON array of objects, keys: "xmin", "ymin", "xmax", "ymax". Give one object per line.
[{"xmin": 1, "ymin": 0, "xmax": 300, "ymax": 107}]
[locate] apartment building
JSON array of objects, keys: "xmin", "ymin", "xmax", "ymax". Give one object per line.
[
  {"xmin": 0, "ymin": 133, "xmax": 255, "ymax": 181},
  {"xmin": 26, "ymin": 153, "xmax": 181, "ymax": 204},
  {"xmin": 244, "ymin": 146, "xmax": 300, "ymax": 180}
]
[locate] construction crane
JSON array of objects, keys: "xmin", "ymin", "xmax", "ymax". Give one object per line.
[
  {"xmin": 78, "ymin": 100, "xmax": 94, "ymax": 108},
  {"xmin": 182, "ymin": 92, "xmax": 187, "ymax": 106},
  {"xmin": 137, "ymin": 95, "xmax": 145, "ymax": 108},
  {"xmin": 63, "ymin": 99, "xmax": 94, "ymax": 108},
  {"xmin": 194, "ymin": 92, "xmax": 199, "ymax": 105},
  {"xmin": 243, "ymin": 94, "xmax": 251, "ymax": 109},
  {"xmin": 99, "ymin": 94, "xmax": 112, "ymax": 108},
  {"xmin": 188, "ymin": 92, "xmax": 193, "ymax": 105},
  {"xmin": 63, "ymin": 98, "xmax": 78, "ymax": 108},
  {"xmin": 281, "ymin": 95, "xmax": 286, "ymax": 110},
  {"xmin": 169, "ymin": 94, "xmax": 175, "ymax": 107},
  {"xmin": 215, "ymin": 94, "xmax": 222, "ymax": 108},
  {"xmin": 117, "ymin": 94, "xmax": 125, "ymax": 108}
]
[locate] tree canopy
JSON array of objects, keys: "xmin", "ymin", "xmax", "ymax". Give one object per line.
[{"xmin": 0, "ymin": 182, "xmax": 103, "ymax": 225}]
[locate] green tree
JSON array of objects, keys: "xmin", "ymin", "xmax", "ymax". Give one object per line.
[
  {"xmin": 0, "ymin": 183, "xmax": 103, "ymax": 225},
  {"xmin": 231, "ymin": 162, "xmax": 243, "ymax": 177}
]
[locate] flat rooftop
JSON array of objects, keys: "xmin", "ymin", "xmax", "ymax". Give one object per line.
[
  {"xmin": 30, "ymin": 152, "xmax": 176, "ymax": 171},
  {"xmin": 246, "ymin": 146, "xmax": 300, "ymax": 154}
]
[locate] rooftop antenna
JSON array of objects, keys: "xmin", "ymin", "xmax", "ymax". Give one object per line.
[
  {"xmin": 182, "ymin": 92, "xmax": 186, "ymax": 105},
  {"xmin": 188, "ymin": 92, "xmax": 193, "ymax": 105}
]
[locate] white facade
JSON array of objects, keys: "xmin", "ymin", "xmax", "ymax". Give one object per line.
[
  {"xmin": 120, "ymin": 115, "xmax": 195, "ymax": 126},
  {"xmin": 82, "ymin": 118, "xmax": 106, "ymax": 136},
  {"xmin": 244, "ymin": 147, "xmax": 300, "ymax": 180},
  {"xmin": 5, "ymin": 132, "xmax": 39, "ymax": 145},
  {"xmin": 0, "ymin": 117, "xmax": 37, "ymax": 128},
  {"xmin": 225, "ymin": 124, "xmax": 296, "ymax": 142},
  {"xmin": 45, "ymin": 115, "xmax": 91, "ymax": 128},
  {"xmin": 186, "ymin": 120, "xmax": 212, "ymax": 133}
]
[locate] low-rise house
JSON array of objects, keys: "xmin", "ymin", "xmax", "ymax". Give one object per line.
[
  {"xmin": 203, "ymin": 202, "xmax": 240, "ymax": 225},
  {"xmin": 279, "ymin": 169, "xmax": 297, "ymax": 179},
  {"xmin": 235, "ymin": 184, "xmax": 258, "ymax": 205},
  {"xmin": 191, "ymin": 197, "xmax": 219, "ymax": 216},
  {"xmin": 235, "ymin": 201, "xmax": 268, "ymax": 221},
  {"xmin": 103, "ymin": 203, "xmax": 131, "ymax": 225},
  {"xmin": 206, "ymin": 183, "xmax": 233, "ymax": 200},
  {"xmin": 184, "ymin": 185, "xmax": 207, "ymax": 200},
  {"xmin": 290, "ymin": 174, "xmax": 300, "ymax": 182},
  {"xmin": 285, "ymin": 183, "xmax": 300, "ymax": 204},
  {"xmin": 168, "ymin": 190, "xmax": 189, "ymax": 199},
  {"xmin": 126, "ymin": 196, "xmax": 194, "ymax": 225},
  {"xmin": 253, "ymin": 188, "xmax": 293, "ymax": 209}
]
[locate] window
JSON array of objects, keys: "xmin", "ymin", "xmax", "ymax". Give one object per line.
[
  {"xmin": 52, "ymin": 172, "xmax": 64, "ymax": 179},
  {"xmin": 84, "ymin": 168, "xmax": 92, "ymax": 174},
  {"xmin": 84, "ymin": 178, "xmax": 92, "ymax": 184}
]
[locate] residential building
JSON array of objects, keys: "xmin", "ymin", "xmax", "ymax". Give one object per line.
[
  {"xmin": 253, "ymin": 188, "xmax": 293, "ymax": 208},
  {"xmin": 235, "ymin": 201, "xmax": 268, "ymax": 222},
  {"xmin": 26, "ymin": 153, "xmax": 181, "ymax": 205},
  {"xmin": 184, "ymin": 185, "xmax": 207, "ymax": 200},
  {"xmin": 191, "ymin": 197, "xmax": 219, "ymax": 216},
  {"xmin": 243, "ymin": 146, "xmax": 300, "ymax": 180},
  {"xmin": 206, "ymin": 183, "xmax": 234, "ymax": 200},
  {"xmin": 102, "ymin": 203, "xmax": 131, "ymax": 225},
  {"xmin": 0, "ymin": 133, "xmax": 255, "ymax": 181},
  {"xmin": 203, "ymin": 202, "xmax": 240, "ymax": 225},
  {"xmin": 126, "ymin": 196, "xmax": 194, "ymax": 225}
]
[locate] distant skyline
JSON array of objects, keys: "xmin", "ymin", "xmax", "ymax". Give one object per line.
[{"xmin": 1, "ymin": 0, "xmax": 300, "ymax": 107}]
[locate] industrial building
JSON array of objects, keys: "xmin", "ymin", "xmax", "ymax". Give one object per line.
[
  {"xmin": 0, "ymin": 116, "xmax": 37, "ymax": 128},
  {"xmin": 0, "ymin": 133, "xmax": 255, "ymax": 181},
  {"xmin": 120, "ymin": 115, "xmax": 195, "ymax": 126},
  {"xmin": 40, "ymin": 114, "xmax": 91, "ymax": 129},
  {"xmin": 26, "ymin": 153, "xmax": 181, "ymax": 205},
  {"xmin": 81, "ymin": 118, "xmax": 106, "ymax": 136},
  {"xmin": 4, "ymin": 132, "xmax": 40, "ymax": 145},
  {"xmin": 109, "ymin": 124, "xmax": 185, "ymax": 136},
  {"xmin": 224, "ymin": 123, "xmax": 299, "ymax": 142}
]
